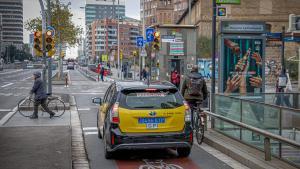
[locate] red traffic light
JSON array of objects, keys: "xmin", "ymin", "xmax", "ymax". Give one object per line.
[{"xmin": 34, "ymin": 31, "xmax": 41, "ymax": 37}]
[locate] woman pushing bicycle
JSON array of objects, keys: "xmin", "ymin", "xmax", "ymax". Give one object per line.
[{"xmin": 29, "ymin": 71, "xmax": 55, "ymax": 119}]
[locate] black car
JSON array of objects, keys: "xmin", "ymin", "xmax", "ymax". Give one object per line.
[{"xmin": 92, "ymin": 81, "xmax": 193, "ymax": 159}]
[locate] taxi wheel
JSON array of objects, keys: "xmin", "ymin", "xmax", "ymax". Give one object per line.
[
  {"xmin": 177, "ymin": 147, "xmax": 191, "ymax": 157},
  {"xmin": 104, "ymin": 134, "xmax": 113, "ymax": 159}
]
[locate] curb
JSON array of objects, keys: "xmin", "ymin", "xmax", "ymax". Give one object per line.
[
  {"xmin": 70, "ymin": 96, "xmax": 91, "ymax": 169},
  {"xmin": 204, "ymin": 129, "xmax": 298, "ymax": 169}
]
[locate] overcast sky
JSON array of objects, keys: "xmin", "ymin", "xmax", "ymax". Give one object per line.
[{"xmin": 23, "ymin": 0, "xmax": 140, "ymax": 57}]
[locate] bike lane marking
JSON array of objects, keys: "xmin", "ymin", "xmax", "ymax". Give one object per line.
[
  {"xmin": 116, "ymin": 157, "xmax": 200, "ymax": 169},
  {"xmin": 1, "ymin": 83, "xmax": 14, "ymax": 88}
]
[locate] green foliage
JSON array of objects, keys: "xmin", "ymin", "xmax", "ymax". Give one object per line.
[
  {"xmin": 25, "ymin": 0, "xmax": 82, "ymax": 46},
  {"xmin": 197, "ymin": 36, "xmax": 212, "ymax": 58}
]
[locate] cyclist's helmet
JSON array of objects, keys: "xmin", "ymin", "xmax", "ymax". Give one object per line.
[{"xmin": 33, "ymin": 71, "xmax": 41, "ymax": 78}]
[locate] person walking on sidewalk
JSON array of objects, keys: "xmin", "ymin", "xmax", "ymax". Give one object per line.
[
  {"xmin": 29, "ymin": 71, "xmax": 55, "ymax": 119},
  {"xmin": 100, "ymin": 66, "xmax": 105, "ymax": 82}
]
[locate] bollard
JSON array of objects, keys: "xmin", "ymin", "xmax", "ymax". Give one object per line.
[
  {"xmin": 264, "ymin": 137, "xmax": 271, "ymax": 161},
  {"xmin": 65, "ymin": 73, "xmax": 68, "ymax": 87}
]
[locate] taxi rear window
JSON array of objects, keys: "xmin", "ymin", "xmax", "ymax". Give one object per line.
[{"xmin": 120, "ymin": 89, "xmax": 183, "ymax": 109}]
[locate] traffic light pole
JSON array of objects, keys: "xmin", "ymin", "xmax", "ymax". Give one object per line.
[
  {"xmin": 39, "ymin": 0, "xmax": 47, "ymax": 89},
  {"xmin": 47, "ymin": 0, "xmax": 52, "ymax": 94}
]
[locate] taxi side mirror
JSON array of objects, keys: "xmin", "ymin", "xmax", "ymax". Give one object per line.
[{"xmin": 92, "ymin": 97, "xmax": 102, "ymax": 105}]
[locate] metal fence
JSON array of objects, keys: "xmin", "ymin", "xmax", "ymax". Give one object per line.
[{"xmin": 212, "ymin": 93, "xmax": 300, "ymax": 167}]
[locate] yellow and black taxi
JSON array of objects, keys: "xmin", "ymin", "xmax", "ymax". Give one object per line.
[{"xmin": 92, "ymin": 81, "xmax": 193, "ymax": 159}]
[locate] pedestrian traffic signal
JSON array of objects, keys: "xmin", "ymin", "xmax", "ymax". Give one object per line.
[
  {"xmin": 34, "ymin": 31, "xmax": 42, "ymax": 56},
  {"xmin": 153, "ymin": 31, "xmax": 160, "ymax": 51},
  {"xmin": 45, "ymin": 30, "xmax": 55, "ymax": 52}
]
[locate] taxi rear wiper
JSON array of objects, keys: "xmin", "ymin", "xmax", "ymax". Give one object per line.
[{"xmin": 133, "ymin": 106, "xmax": 155, "ymax": 108}]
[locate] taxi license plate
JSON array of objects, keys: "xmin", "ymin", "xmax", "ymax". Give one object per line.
[{"xmin": 146, "ymin": 123, "xmax": 158, "ymax": 129}]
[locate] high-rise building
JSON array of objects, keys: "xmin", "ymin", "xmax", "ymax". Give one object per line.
[
  {"xmin": 89, "ymin": 18, "xmax": 141, "ymax": 63},
  {"xmin": 85, "ymin": 0, "xmax": 125, "ymax": 26},
  {"xmin": 140, "ymin": 0, "xmax": 189, "ymax": 26},
  {"xmin": 0, "ymin": 0, "xmax": 23, "ymax": 51},
  {"xmin": 85, "ymin": 0, "xmax": 126, "ymax": 61}
]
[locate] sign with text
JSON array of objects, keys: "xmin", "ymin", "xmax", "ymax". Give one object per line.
[
  {"xmin": 221, "ymin": 21, "xmax": 266, "ymax": 34},
  {"xmin": 216, "ymin": 0, "xmax": 240, "ymax": 4},
  {"xmin": 161, "ymin": 35, "xmax": 175, "ymax": 43},
  {"xmin": 169, "ymin": 42, "xmax": 184, "ymax": 56}
]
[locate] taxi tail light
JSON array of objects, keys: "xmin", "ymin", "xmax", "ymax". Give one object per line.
[
  {"xmin": 183, "ymin": 101, "xmax": 191, "ymax": 122},
  {"xmin": 111, "ymin": 102, "xmax": 120, "ymax": 124},
  {"xmin": 189, "ymin": 132, "xmax": 193, "ymax": 143},
  {"xmin": 111, "ymin": 134, "xmax": 115, "ymax": 145}
]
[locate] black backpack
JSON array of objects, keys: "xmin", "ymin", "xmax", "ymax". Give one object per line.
[{"xmin": 187, "ymin": 76, "xmax": 203, "ymax": 96}]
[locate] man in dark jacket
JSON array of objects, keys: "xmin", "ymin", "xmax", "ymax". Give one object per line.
[
  {"xmin": 30, "ymin": 71, "xmax": 55, "ymax": 119},
  {"xmin": 181, "ymin": 66, "xmax": 208, "ymax": 122}
]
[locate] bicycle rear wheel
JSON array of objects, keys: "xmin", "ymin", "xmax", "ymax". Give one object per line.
[
  {"xmin": 18, "ymin": 97, "xmax": 35, "ymax": 117},
  {"xmin": 195, "ymin": 114, "xmax": 204, "ymax": 145},
  {"xmin": 47, "ymin": 98, "xmax": 65, "ymax": 117}
]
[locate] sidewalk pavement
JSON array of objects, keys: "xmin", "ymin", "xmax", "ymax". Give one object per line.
[{"xmin": 0, "ymin": 94, "xmax": 74, "ymax": 169}]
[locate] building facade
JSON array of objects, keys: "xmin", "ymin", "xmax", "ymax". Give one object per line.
[
  {"xmin": 140, "ymin": 0, "xmax": 188, "ymax": 26},
  {"xmin": 178, "ymin": 0, "xmax": 300, "ymax": 83},
  {"xmin": 0, "ymin": 0, "xmax": 23, "ymax": 53},
  {"xmin": 85, "ymin": 0, "xmax": 125, "ymax": 26},
  {"xmin": 89, "ymin": 18, "xmax": 141, "ymax": 63},
  {"xmin": 85, "ymin": 0, "xmax": 126, "ymax": 62}
]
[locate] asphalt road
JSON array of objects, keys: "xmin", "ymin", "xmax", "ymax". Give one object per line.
[
  {"xmin": 0, "ymin": 67, "xmax": 247, "ymax": 169},
  {"xmin": 0, "ymin": 69, "xmax": 38, "ymax": 119},
  {"xmin": 69, "ymin": 69, "xmax": 239, "ymax": 169}
]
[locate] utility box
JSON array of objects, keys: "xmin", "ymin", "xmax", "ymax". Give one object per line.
[{"xmin": 151, "ymin": 24, "xmax": 197, "ymax": 81}]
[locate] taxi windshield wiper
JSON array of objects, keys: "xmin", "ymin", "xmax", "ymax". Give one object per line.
[{"xmin": 133, "ymin": 106, "xmax": 155, "ymax": 108}]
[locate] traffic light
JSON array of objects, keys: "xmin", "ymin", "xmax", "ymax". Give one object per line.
[
  {"xmin": 34, "ymin": 31, "xmax": 42, "ymax": 56},
  {"xmin": 153, "ymin": 31, "xmax": 160, "ymax": 51},
  {"xmin": 133, "ymin": 50, "xmax": 137, "ymax": 57},
  {"xmin": 45, "ymin": 30, "xmax": 54, "ymax": 52}
]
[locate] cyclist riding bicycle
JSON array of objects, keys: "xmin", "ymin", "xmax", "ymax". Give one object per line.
[
  {"xmin": 181, "ymin": 65, "xmax": 208, "ymax": 124},
  {"xmin": 29, "ymin": 71, "xmax": 55, "ymax": 119}
]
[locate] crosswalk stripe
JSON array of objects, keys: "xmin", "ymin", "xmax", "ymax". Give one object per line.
[
  {"xmin": 84, "ymin": 132, "xmax": 98, "ymax": 135},
  {"xmin": 83, "ymin": 127, "xmax": 97, "ymax": 131}
]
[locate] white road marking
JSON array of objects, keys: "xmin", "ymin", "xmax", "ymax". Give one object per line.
[
  {"xmin": 1, "ymin": 83, "xmax": 14, "ymax": 88},
  {"xmin": 78, "ymin": 108, "xmax": 91, "ymax": 111},
  {"xmin": 0, "ymin": 109, "xmax": 11, "ymax": 111},
  {"xmin": 21, "ymin": 76, "xmax": 32, "ymax": 81},
  {"xmin": 84, "ymin": 131, "xmax": 98, "ymax": 135},
  {"xmin": 70, "ymin": 92, "xmax": 104, "ymax": 95},
  {"xmin": 82, "ymin": 127, "xmax": 97, "ymax": 131}
]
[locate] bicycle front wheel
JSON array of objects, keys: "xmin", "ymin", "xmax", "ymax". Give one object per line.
[
  {"xmin": 47, "ymin": 98, "xmax": 65, "ymax": 117},
  {"xmin": 18, "ymin": 97, "xmax": 35, "ymax": 117},
  {"xmin": 195, "ymin": 114, "xmax": 204, "ymax": 145}
]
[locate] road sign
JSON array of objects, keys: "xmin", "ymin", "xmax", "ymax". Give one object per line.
[
  {"xmin": 146, "ymin": 28, "xmax": 154, "ymax": 42},
  {"xmin": 217, "ymin": 7, "xmax": 227, "ymax": 16},
  {"xmin": 136, "ymin": 36, "xmax": 144, "ymax": 47},
  {"xmin": 47, "ymin": 26, "xmax": 55, "ymax": 37},
  {"xmin": 161, "ymin": 35, "xmax": 175, "ymax": 43},
  {"xmin": 216, "ymin": 0, "xmax": 240, "ymax": 4}
]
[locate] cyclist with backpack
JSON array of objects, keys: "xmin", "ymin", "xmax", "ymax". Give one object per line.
[{"xmin": 181, "ymin": 65, "xmax": 208, "ymax": 125}]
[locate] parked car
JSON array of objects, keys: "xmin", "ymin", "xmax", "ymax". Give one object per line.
[{"xmin": 92, "ymin": 81, "xmax": 193, "ymax": 159}]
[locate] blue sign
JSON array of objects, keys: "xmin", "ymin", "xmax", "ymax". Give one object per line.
[
  {"xmin": 146, "ymin": 28, "xmax": 154, "ymax": 42},
  {"xmin": 136, "ymin": 36, "xmax": 144, "ymax": 47},
  {"xmin": 47, "ymin": 26, "xmax": 55, "ymax": 37},
  {"xmin": 284, "ymin": 37, "xmax": 300, "ymax": 42}
]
